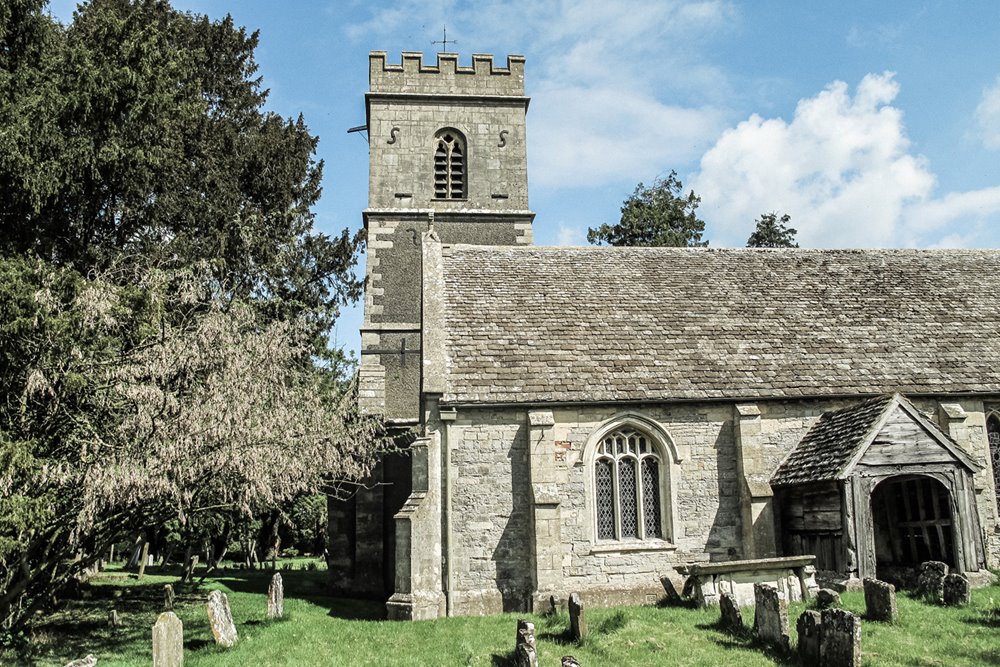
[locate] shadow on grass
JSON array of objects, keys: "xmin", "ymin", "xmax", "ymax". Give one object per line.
[
  {"xmin": 963, "ymin": 606, "xmax": 1000, "ymax": 629},
  {"xmin": 490, "ymin": 650, "xmax": 516, "ymax": 667},
  {"xmin": 694, "ymin": 618, "xmax": 795, "ymax": 666}
]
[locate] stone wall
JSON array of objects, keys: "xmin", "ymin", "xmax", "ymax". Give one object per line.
[{"xmin": 439, "ymin": 395, "xmax": 1000, "ymax": 615}]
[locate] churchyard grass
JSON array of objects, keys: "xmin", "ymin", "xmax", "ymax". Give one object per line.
[{"xmin": 7, "ymin": 564, "xmax": 999, "ymax": 666}]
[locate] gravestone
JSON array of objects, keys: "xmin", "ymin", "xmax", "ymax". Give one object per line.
[
  {"xmin": 268, "ymin": 573, "xmax": 284, "ymax": 619},
  {"xmin": 152, "ymin": 611, "xmax": 184, "ymax": 667},
  {"xmin": 206, "ymin": 590, "xmax": 238, "ymax": 648},
  {"xmin": 916, "ymin": 561, "xmax": 948, "ymax": 603},
  {"xmin": 108, "ymin": 609, "xmax": 120, "ymax": 628},
  {"xmin": 163, "ymin": 584, "xmax": 175, "ymax": 611},
  {"xmin": 816, "ymin": 588, "xmax": 841, "ymax": 609},
  {"xmin": 943, "ymin": 573, "xmax": 971, "ymax": 606},
  {"xmin": 659, "ymin": 574, "xmax": 684, "ymax": 604},
  {"xmin": 796, "ymin": 610, "xmax": 821, "ymax": 665},
  {"xmin": 820, "ymin": 608, "xmax": 862, "ymax": 667},
  {"xmin": 515, "ymin": 619, "xmax": 537, "ymax": 667},
  {"xmin": 64, "ymin": 655, "xmax": 97, "ymax": 667},
  {"xmin": 863, "ymin": 578, "xmax": 897, "ymax": 622},
  {"xmin": 752, "ymin": 583, "xmax": 790, "ymax": 652},
  {"xmin": 561, "ymin": 657, "xmax": 581, "ymax": 667},
  {"xmin": 719, "ymin": 591, "xmax": 743, "ymax": 632},
  {"xmin": 568, "ymin": 592, "xmax": 586, "ymax": 642}
]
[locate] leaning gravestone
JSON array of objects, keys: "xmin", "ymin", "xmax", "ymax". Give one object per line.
[
  {"xmin": 515, "ymin": 619, "xmax": 537, "ymax": 667},
  {"xmin": 916, "ymin": 561, "xmax": 948, "ymax": 603},
  {"xmin": 568, "ymin": 592, "xmax": 587, "ymax": 642},
  {"xmin": 561, "ymin": 656, "xmax": 581, "ymax": 667},
  {"xmin": 863, "ymin": 578, "xmax": 897, "ymax": 622},
  {"xmin": 796, "ymin": 610, "xmax": 822, "ymax": 665},
  {"xmin": 943, "ymin": 573, "xmax": 971, "ymax": 606},
  {"xmin": 820, "ymin": 608, "xmax": 862, "ymax": 667},
  {"xmin": 719, "ymin": 591, "xmax": 743, "ymax": 633},
  {"xmin": 64, "ymin": 655, "xmax": 97, "ymax": 667},
  {"xmin": 163, "ymin": 584, "xmax": 175, "ymax": 611},
  {"xmin": 268, "ymin": 573, "xmax": 284, "ymax": 619},
  {"xmin": 816, "ymin": 588, "xmax": 841, "ymax": 609},
  {"xmin": 206, "ymin": 590, "xmax": 238, "ymax": 648},
  {"xmin": 152, "ymin": 611, "xmax": 184, "ymax": 667},
  {"xmin": 753, "ymin": 583, "xmax": 790, "ymax": 653}
]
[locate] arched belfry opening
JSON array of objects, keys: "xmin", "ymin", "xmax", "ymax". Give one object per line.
[
  {"xmin": 871, "ymin": 475, "xmax": 955, "ymax": 576},
  {"xmin": 434, "ymin": 128, "xmax": 466, "ymax": 199}
]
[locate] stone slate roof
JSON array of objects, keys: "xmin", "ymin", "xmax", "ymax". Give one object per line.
[
  {"xmin": 769, "ymin": 394, "xmax": 895, "ymax": 487},
  {"xmin": 437, "ymin": 246, "xmax": 1000, "ymax": 405}
]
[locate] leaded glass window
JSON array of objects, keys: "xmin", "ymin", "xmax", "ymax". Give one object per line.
[
  {"xmin": 434, "ymin": 129, "xmax": 466, "ymax": 199},
  {"xmin": 988, "ymin": 414, "xmax": 1000, "ymax": 514},
  {"xmin": 593, "ymin": 428, "xmax": 666, "ymax": 541}
]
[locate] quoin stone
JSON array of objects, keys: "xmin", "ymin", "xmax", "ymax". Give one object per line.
[
  {"xmin": 820, "ymin": 608, "xmax": 862, "ymax": 667},
  {"xmin": 719, "ymin": 591, "xmax": 743, "ymax": 632},
  {"xmin": 796, "ymin": 610, "xmax": 822, "ymax": 665},
  {"xmin": 863, "ymin": 578, "xmax": 897, "ymax": 622},
  {"xmin": 515, "ymin": 619, "xmax": 537, "ymax": 667},
  {"xmin": 206, "ymin": 590, "xmax": 238, "ymax": 648},
  {"xmin": 163, "ymin": 584, "xmax": 175, "ymax": 611},
  {"xmin": 568, "ymin": 592, "xmax": 586, "ymax": 642},
  {"xmin": 917, "ymin": 561, "xmax": 948, "ymax": 603},
  {"xmin": 152, "ymin": 611, "xmax": 184, "ymax": 667},
  {"xmin": 268, "ymin": 573, "xmax": 284, "ymax": 619},
  {"xmin": 752, "ymin": 583, "xmax": 790, "ymax": 652},
  {"xmin": 943, "ymin": 573, "xmax": 971, "ymax": 606}
]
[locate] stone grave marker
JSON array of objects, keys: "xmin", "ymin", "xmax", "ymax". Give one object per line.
[
  {"xmin": 515, "ymin": 619, "xmax": 537, "ymax": 667},
  {"xmin": 568, "ymin": 592, "xmax": 586, "ymax": 642},
  {"xmin": 816, "ymin": 588, "xmax": 841, "ymax": 609},
  {"xmin": 561, "ymin": 656, "xmax": 581, "ymax": 667},
  {"xmin": 917, "ymin": 561, "xmax": 948, "ymax": 603},
  {"xmin": 863, "ymin": 578, "xmax": 897, "ymax": 622},
  {"xmin": 719, "ymin": 591, "xmax": 743, "ymax": 632},
  {"xmin": 820, "ymin": 608, "xmax": 862, "ymax": 667},
  {"xmin": 796, "ymin": 610, "xmax": 821, "ymax": 665},
  {"xmin": 152, "ymin": 611, "xmax": 184, "ymax": 667},
  {"xmin": 108, "ymin": 609, "xmax": 120, "ymax": 628},
  {"xmin": 163, "ymin": 584, "xmax": 175, "ymax": 611},
  {"xmin": 943, "ymin": 573, "xmax": 971, "ymax": 606},
  {"xmin": 659, "ymin": 574, "xmax": 684, "ymax": 604},
  {"xmin": 64, "ymin": 655, "xmax": 97, "ymax": 667},
  {"xmin": 752, "ymin": 583, "xmax": 790, "ymax": 652},
  {"xmin": 268, "ymin": 573, "xmax": 284, "ymax": 619},
  {"xmin": 206, "ymin": 590, "xmax": 238, "ymax": 648}
]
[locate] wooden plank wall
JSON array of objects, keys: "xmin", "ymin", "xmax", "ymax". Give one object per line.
[{"xmin": 779, "ymin": 482, "xmax": 843, "ymax": 571}]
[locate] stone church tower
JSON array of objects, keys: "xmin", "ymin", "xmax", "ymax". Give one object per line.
[
  {"xmin": 359, "ymin": 51, "xmax": 534, "ymax": 421},
  {"xmin": 330, "ymin": 51, "xmax": 534, "ymax": 608}
]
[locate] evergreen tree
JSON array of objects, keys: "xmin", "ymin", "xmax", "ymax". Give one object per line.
[
  {"xmin": 746, "ymin": 212, "xmax": 799, "ymax": 248},
  {"xmin": 587, "ymin": 171, "xmax": 708, "ymax": 247}
]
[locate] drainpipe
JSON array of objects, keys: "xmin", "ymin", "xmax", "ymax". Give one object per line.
[{"xmin": 440, "ymin": 406, "xmax": 457, "ymax": 615}]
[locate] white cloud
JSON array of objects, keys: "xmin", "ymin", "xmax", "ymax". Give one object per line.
[
  {"xmin": 556, "ymin": 223, "xmax": 586, "ymax": 246},
  {"xmin": 348, "ymin": 0, "xmax": 737, "ymax": 188},
  {"xmin": 976, "ymin": 76, "xmax": 1000, "ymax": 150},
  {"xmin": 690, "ymin": 72, "xmax": 1000, "ymax": 248}
]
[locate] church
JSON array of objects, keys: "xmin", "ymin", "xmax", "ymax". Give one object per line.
[{"xmin": 327, "ymin": 51, "xmax": 1000, "ymax": 620}]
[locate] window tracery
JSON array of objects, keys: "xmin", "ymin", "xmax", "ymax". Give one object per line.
[
  {"xmin": 593, "ymin": 428, "xmax": 666, "ymax": 541},
  {"xmin": 434, "ymin": 129, "xmax": 466, "ymax": 199},
  {"xmin": 987, "ymin": 413, "xmax": 1000, "ymax": 514}
]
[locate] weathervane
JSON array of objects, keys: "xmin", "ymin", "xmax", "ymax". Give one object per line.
[{"xmin": 432, "ymin": 25, "xmax": 456, "ymax": 52}]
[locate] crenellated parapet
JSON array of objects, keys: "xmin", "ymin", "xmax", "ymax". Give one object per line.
[{"xmin": 370, "ymin": 51, "xmax": 525, "ymax": 96}]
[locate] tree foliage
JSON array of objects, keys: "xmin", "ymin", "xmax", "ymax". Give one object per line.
[
  {"xmin": 0, "ymin": 1, "xmax": 385, "ymax": 636},
  {"xmin": 587, "ymin": 171, "xmax": 708, "ymax": 247},
  {"xmin": 746, "ymin": 212, "xmax": 799, "ymax": 248}
]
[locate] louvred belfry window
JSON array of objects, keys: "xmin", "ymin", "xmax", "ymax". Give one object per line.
[
  {"xmin": 434, "ymin": 129, "xmax": 466, "ymax": 199},
  {"xmin": 594, "ymin": 429, "xmax": 665, "ymax": 541}
]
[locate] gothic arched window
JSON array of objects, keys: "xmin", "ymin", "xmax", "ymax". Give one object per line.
[
  {"xmin": 988, "ymin": 413, "xmax": 1000, "ymax": 514},
  {"xmin": 594, "ymin": 428, "xmax": 665, "ymax": 541},
  {"xmin": 434, "ymin": 129, "xmax": 466, "ymax": 199}
]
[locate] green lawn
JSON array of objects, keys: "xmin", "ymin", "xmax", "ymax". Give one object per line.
[{"xmin": 7, "ymin": 564, "xmax": 1000, "ymax": 666}]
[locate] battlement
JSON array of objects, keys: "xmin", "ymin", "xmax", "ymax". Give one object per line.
[{"xmin": 370, "ymin": 51, "xmax": 525, "ymax": 97}]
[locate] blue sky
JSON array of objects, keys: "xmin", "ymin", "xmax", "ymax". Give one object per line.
[{"xmin": 47, "ymin": 1, "xmax": 1000, "ymax": 357}]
